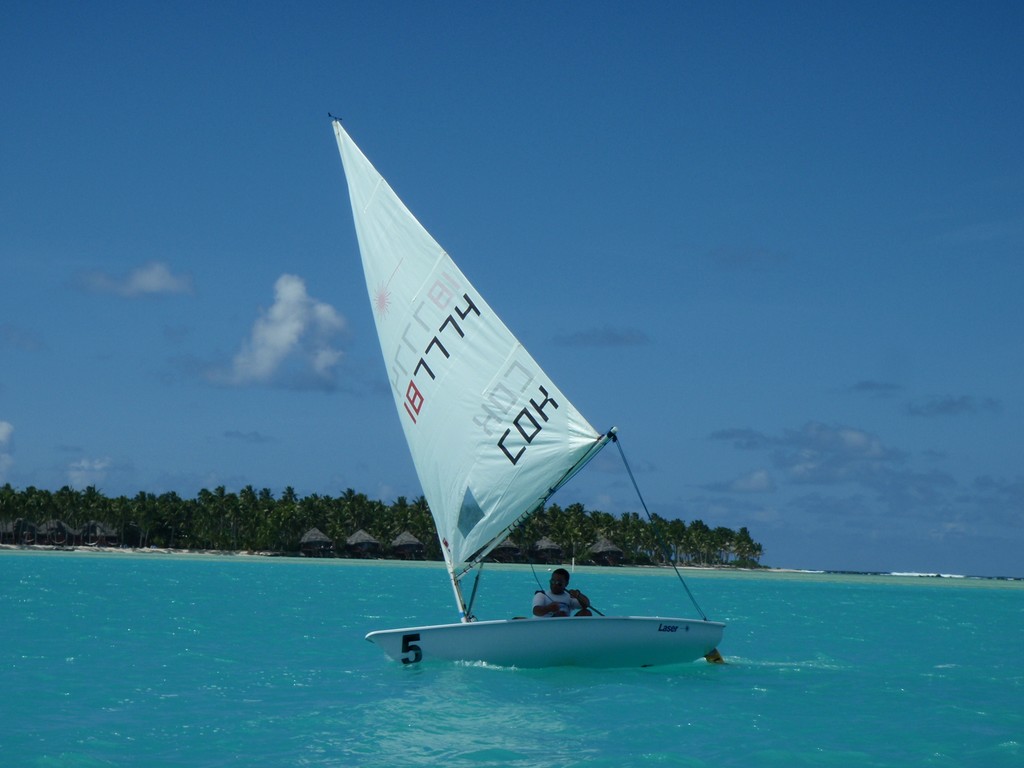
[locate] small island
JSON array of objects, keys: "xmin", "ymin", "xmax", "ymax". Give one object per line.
[{"xmin": 0, "ymin": 483, "xmax": 763, "ymax": 567}]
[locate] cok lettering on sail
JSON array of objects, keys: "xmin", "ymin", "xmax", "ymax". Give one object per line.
[{"xmin": 497, "ymin": 385, "xmax": 560, "ymax": 465}]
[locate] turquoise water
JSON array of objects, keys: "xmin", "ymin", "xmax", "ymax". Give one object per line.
[{"xmin": 2, "ymin": 551, "xmax": 1021, "ymax": 767}]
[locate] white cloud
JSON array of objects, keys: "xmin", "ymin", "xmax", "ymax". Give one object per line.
[
  {"xmin": 224, "ymin": 274, "xmax": 345, "ymax": 388},
  {"xmin": 68, "ymin": 457, "xmax": 113, "ymax": 487},
  {"xmin": 84, "ymin": 261, "xmax": 193, "ymax": 297},
  {"xmin": 731, "ymin": 469, "xmax": 775, "ymax": 493},
  {"xmin": 702, "ymin": 467, "xmax": 775, "ymax": 494},
  {"xmin": 741, "ymin": 422, "xmax": 904, "ymax": 488},
  {"xmin": 711, "ymin": 420, "xmax": 967, "ymax": 528}
]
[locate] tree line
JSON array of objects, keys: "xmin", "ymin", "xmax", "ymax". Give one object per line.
[{"xmin": 0, "ymin": 483, "xmax": 764, "ymax": 567}]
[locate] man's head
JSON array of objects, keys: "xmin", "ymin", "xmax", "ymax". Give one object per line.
[{"xmin": 549, "ymin": 568, "xmax": 571, "ymax": 594}]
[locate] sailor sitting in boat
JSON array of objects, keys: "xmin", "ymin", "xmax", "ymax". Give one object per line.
[{"xmin": 533, "ymin": 568, "xmax": 593, "ymax": 617}]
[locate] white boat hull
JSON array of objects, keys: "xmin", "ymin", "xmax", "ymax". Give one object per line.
[{"xmin": 366, "ymin": 616, "xmax": 725, "ymax": 668}]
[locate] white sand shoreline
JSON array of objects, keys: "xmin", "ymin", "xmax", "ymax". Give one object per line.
[
  {"xmin": 0, "ymin": 542, "xmax": 282, "ymax": 558},
  {"xmin": 3, "ymin": 542, "xmax": 1019, "ymax": 581}
]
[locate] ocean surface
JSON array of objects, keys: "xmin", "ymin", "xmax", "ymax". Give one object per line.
[{"xmin": 2, "ymin": 551, "xmax": 1021, "ymax": 767}]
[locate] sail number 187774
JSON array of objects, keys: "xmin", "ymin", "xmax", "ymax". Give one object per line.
[{"xmin": 402, "ymin": 291, "xmax": 480, "ymax": 425}]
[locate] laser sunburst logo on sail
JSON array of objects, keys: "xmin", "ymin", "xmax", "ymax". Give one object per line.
[
  {"xmin": 373, "ymin": 283, "xmax": 392, "ymax": 317},
  {"xmin": 374, "ymin": 258, "xmax": 404, "ymax": 319}
]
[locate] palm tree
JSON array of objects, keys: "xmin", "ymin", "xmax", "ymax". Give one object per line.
[
  {"xmin": 238, "ymin": 485, "xmax": 260, "ymax": 550},
  {"xmin": 409, "ymin": 496, "xmax": 439, "ymax": 559},
  {"xmin": 712, "ymin": 526, "xmax": 735, "ymax": 565},
  {"xmin": 0, "ymin": 484, "xmax": 762, "ymax": 566},
  {"xmin": 664, "ymin": 518, "xmax": 688, "ymax": 564},
  {"xmin": 686, "ymin": 519, "xmax": 712, "ymax": 565},
  {"xmin": 0, "ymin": 483, "xmax": 15, "ymax": 542},
  {"xmin": 132, "ymin": 491, "xmax": 158, "ymax": 548},
  {"xmin": 53, "ymin": 485, "xmax": 82, "ymax": 536},
  {"xmin": 157, "ymin": 491, "xmax": 186, "ymax": 548},
  {"xmin": 732, "ymin": 526, "xmax": 763, "ymax": 566}
]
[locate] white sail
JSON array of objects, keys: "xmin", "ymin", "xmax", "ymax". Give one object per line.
[{"xmin": 333, "ymin": 121, "xmax": 610, "ymax": 581}]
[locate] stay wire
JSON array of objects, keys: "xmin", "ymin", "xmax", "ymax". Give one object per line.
[
  {"xmin": 611, "ymin": 432, "xmax": 709, "ymax": 621},
  {"xmin": 465, "ymin": 564, "xmax": 483, "ymax": 620}
]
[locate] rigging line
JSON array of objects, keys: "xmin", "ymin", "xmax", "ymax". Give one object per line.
[
  {"xmin": 612, "ymin": 433, "xmax": 709, "ymax": 622},
  {"xmin": 529, "ymin": 560, "xmax": 545, "ymax": 591},
  {"xmin": 465, "ymin": 564, "xmax": 483, "ymax": 621},
  {"xmin": 454, "ymin": 430, "xmax": 616, "ymax": 581}
]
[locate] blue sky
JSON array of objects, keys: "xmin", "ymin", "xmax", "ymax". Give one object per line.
[{"xmin": 2, "ymin": 2, "xmax": 1021, "ymax": 577}]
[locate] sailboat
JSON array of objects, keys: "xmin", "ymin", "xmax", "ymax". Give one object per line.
[{"xmin": 332, "ymin": 119, "xmax": 725, "ymax": 668}]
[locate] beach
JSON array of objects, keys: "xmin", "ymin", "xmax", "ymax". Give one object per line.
[{"xmin": 3, "ymin": 542, "xmax": 1017, "ymax": 583}]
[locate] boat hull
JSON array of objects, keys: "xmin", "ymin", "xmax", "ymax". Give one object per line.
[{"xmin": 365, "ymin": 616, "xmax": 725, "ymax": 668}]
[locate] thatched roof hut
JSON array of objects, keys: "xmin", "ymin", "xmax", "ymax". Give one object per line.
[
  {"xmin": 10, "ymin": 518, "xmax": 37, "ymax": 544},
  {"xmin": 391, "ymin": 530, "xmax": 425, "ymax": 560},
  {"xmin": 346, "ymin": 529, "xmax": 381, "ymax": 558},
  {"xmin": 0, "ymin": 519, "xmax": 19, "ymax": 544},
  {"xmin": 300, "ymin": 527, "xmax": 334, "ymax": 557},
  {"xmin": 39, "ymin": 519, "xmax": 75, "ymax": 545},
  {"xmin": 489, "ymin": 538, "xmax": 522, "ymax": 563},
  {"xmin": 83, "ymin": 520, "xmax": 119, "ymax": 547},
  {"xmin": 589, "ymin": 537, "xmax": 624, "ymax": 566},
  {"xmin": 532, "ymin": 537, "xmax": 562, "ymax": 564}
]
